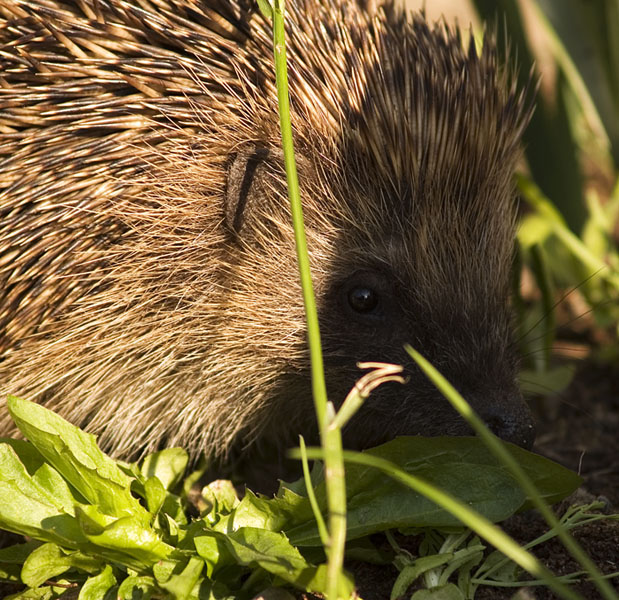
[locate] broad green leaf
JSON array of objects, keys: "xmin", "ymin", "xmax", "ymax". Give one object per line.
[
  {"xmin": 221, "ymin": 490, "xmax": 300, "ymax": 533},
  {"xmin": 76, "ymin": 509, "xmax": 172, "ymax": 568},
  {"xmin": 0, "ymin": 439, "xmax": 46, "ymax": 475},
  {"xmin": 220, "ymin": 527, "xmax": 352, "ymax": 596},
  {"xmin": 411, "ymin": 583, "xmax": 464, "ymax": 600},
  {"xmin": 78, "ymin": 565, "xmax": 117, "ymax": 600},
  {"xmin": 158, "ymin": 555, "xmax": 204, "ymax": 600},
  {"xmin": 152, "ymin": 557, "xmax": 178, "ymax": 585},
  {"xmin": 344, "ymin": 536, "xmax": 391, "ymax": 564},
  {"xmin": 140, "ymin": 448, "xmax": 188, "ymax": 491},
  {"xmin": 519, "ymin": 366, "xmax": 574, "ymax": 396},
  {"xmin": 286, "ymin": 437, "xmax": 581, "ymax": 545},
  {"xmin": 7, "ymin": 586, "xmax": 62, "ymax": 599},
  {"xmin": 158, "ymin": 494, "xmax": 188, "ymax": 528},
  {"xmin": 201, "ymin": 480, "xmax": 239, "ymax": 521},
  {"xmin": 7, "ymin": 396, "xmax": 147, "ymax": 522},
  {"xmin": 0, "ymin": 444, "xmax": 72, "ymax": 513},
  {"xmin": 32, "ymin": 464, "xmax": 79, "ymax": 514},
  {"xmin": 193, "ymin": 532, "xmax": 234, "ymax": 578},
  {"xmin": 0, "ymin": 541, "xmax": 41, "ymax": 582},
  {"xmin": 21, "ymin": 543, "xmax": 101, "ymax": 588},
  {"xmin": 143, "ymin": 476, "xmax": 166, "ymax": 515},
  {"xmin": 117, "ymin": 575, "xmax": 158, "ymax": 600},
  {"xmin": 0, "ymin": 444, "xmax": 86, "ymax": 546}
]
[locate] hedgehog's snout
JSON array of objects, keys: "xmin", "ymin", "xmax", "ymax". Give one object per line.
[{"xmin": 476, "ymin": 393, "xmax": 536, "ymax": 449}]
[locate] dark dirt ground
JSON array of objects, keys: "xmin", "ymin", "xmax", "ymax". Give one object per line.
[{"xmin": 349, "ymin": 360, "xmax": 619, "ymax": 600}]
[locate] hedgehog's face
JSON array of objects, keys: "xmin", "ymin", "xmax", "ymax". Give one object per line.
[
  {"xmin": 310, "ymin": 157, "xmax": 536, "ymax": 450},
  {"xmin": 223, "ymin": 143, "xmax": 535, "ymax": 457},
  {"xmin": 318, "ymin": 258, "xmax": 535, "ymax": 451}
]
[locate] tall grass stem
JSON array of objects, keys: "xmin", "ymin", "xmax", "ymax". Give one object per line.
[{"xmin": 270, "ymin": 3, "xmax": 347, "ymax": 597}]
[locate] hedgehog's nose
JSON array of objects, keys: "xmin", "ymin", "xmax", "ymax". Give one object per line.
[{"xmin": 479, "ymin": 396, "xmax": 536, "ymax": 449}]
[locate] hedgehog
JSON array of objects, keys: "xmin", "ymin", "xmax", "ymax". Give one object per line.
[{"xmin": 0, "ymin": 0, "xmax": 535, "ymax": 483}]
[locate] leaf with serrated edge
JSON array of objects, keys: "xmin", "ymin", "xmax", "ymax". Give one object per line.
[
  {"xmin": 79, "ymin": 512, "xmax": 172, "ymax": 567},
  {"xmin": 8, "ymin": 396, "xmax": 148, "ymax": 522},
  {"xmin": 220, "ymin": 527, "xmax": 353, "ymax": 596}
]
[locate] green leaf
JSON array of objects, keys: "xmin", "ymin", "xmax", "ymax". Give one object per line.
[
  {"xmin": 391, "ymin": 554, "xmax": 454, "ymax": 600},
  {"xmin": 518, "ymin": 176, "xmax": 619, "ymax": 291},
  {"xmin": 0, "ymin": 439, "xmax": 46, "ymax": 475},
  {"xmin": 411, "ymin": 583, "xmax": 465, "ymax": 600},
  {"xmin": 286, "ymin": 437, "xmax": 581, "ymax": 545},
  {"xmin": 201, "ymin": 480, "xmax": 239, "ymax": 522},
  {"xmin": 193, "ymin": 532, "xmax": 234, "ymax": 578},
  {"xmin": 32, "ymin": 464, "xmax": 80, "ymax": 514},
  {"xmin": 140, "ymin": 448, "xmax": 188, "ymax": 491},
  {"xmin": 143, "ymin": 477, "xmax": 166, "ymax": 516},
  {"xmin": 158, "ymin": 555, "xmax": 204, "ymax": 600},
  {"xmin": 219, "ymin": 527, "xmax": 353, "ymax": 597},
  {"xmin": 7, "ymin": 396, "xmax": 148, "ymax": 523},
  {"xmin": 117, "ymin": 575, "xmax": 158, "ymax": 600},
  {"xmin": 518, "ymin": 214, "xmax": 554, "ymax": 249},
  {"xmin": 344, "ymin": 536, "xmax": 392, "ymax": 564},
  {"xmin": 221, "ymin": 490, "xmax": 299, "ymax": 532},
  {"xmin": 78, "ymin": 565, "xmax": 117, "ymax": 600},
  {"xmin": 76, "ymin": 508, "xmax": 172, "ymax": 568},
  {"xmin": 0, "ymin": 444, "xmax": 87, "ymax": 546},
  {"xmin": 152, "ymin": 556, "xmax": 178, "ymax": 585},
  {"xmin": 7, "ymin": 586, "xmax": 63, "ymax": 599},
  {"xmin": 0, "ymin": 541, "xmax": 40, "ymax": 582},
  {"xmin": 519, "ymin": 366, "xmax": 574, "ymax": 396},
  {"xmin": 256, "ymin": 0, "xmax": 273, "ymax": 20},
  {"xmin": 287, "ymin": 438, "xmax": 519, "ymax": 545},
  {"xmin": 472, "ymin": 0, "xmax": 587, "ymax": 232},
  {"xmin": 21, "ymin": 543, "xmax": 101, "ymax": 588},
  {"xmin": 536, "ymin": 0, "xmax": 619, "ymax": 167}
]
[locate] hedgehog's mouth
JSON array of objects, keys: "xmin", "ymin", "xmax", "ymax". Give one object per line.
[{"xmin": 337, "ymin": 381, "xmax": 536, "ymax": 452}]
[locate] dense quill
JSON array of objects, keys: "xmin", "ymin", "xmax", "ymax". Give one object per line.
[{"xmin": 0, "ymin": 0, "xmax": 535, "ymax": 478}]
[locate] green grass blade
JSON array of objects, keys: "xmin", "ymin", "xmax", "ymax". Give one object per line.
[
  {"xmin": 537, "ymin": 0, "xmax": 619, "ymax": 168},
  {"xmin": 302, "ymin": 447, "xmax": 582, "ymax": 600},
  {"xmin": 269, "ymin": 3, "xmax": 347, "ymax": 597}
]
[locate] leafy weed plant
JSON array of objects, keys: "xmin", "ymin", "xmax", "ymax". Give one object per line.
[{"xmin": 0, "ymin": 395, "xmax": 592, "ymax": 599}]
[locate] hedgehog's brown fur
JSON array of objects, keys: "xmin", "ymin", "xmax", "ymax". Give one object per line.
[{"xmin": 0, "ymin": 0, "xmax": 534, "ymax": 476}]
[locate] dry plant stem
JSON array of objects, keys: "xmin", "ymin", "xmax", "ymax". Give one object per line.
[
  {"xmin": 329, "ymin": 363, "xmax": 405, "ymax": 431},
  {"xmin": 271, "ymin": 3, "xmax": 347, "ymax": 598}
]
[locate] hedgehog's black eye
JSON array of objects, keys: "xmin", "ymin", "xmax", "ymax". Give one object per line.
[
  {"xmin": 348, "ymin": 286, "xmax": 379, "ymax": 313},
  {"xmin": 339, "ymin": 269, "xmax": 393, "ymax": 324}
]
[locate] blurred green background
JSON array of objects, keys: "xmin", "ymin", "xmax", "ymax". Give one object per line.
[{"xmin": 404, "ymin": 0, "xmax": 619, "ymax": 383}]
